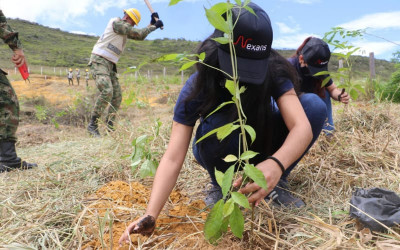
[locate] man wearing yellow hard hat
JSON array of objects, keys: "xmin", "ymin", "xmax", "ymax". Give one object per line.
[
  {"xmin": 87, "ymin": 8, "xmax": 163, "ymax": 137},
  {"xmin": 67, "ymin": 68, "xmax": 74, "ymax": 86},
  {"xmin": 85, "ymin": 69, "xmax": 89, "ymax": 87}
]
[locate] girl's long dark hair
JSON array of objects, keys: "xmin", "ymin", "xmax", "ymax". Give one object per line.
[
  {"xmin": 186, "ymin": 30, "xmax": 299, "ymax": 161},
  {"xmin": 292, "ymin": 36, "xmax": 325, "ymax": 98}
]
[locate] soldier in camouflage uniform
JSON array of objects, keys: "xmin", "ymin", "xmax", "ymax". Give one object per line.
[
  {"xmin": 87, "ymin": 8, "xmax": 163, "ymax": 137},
  {"xmin": 0, "ymin": 10, "xmax": 37, "ymax": 172}
]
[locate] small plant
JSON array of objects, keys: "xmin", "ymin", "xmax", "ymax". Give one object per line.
[
  {"xmin": 34, "ymin": 105, "xmax": 48, "ymax": 122},
  {"xmin": 321, "ymin": 27, "xmax": 366, "ymax": 100},
  {"xmin": 51, "ymin": 110, "xmax": 67, "ymax": 129},
  {"xmin": 130, "ymin": 119, "xmax": 162, "ymax": 178},
  {"xmin": 164, "ymin": 0, "xmax": 267, "ymax": 244}
]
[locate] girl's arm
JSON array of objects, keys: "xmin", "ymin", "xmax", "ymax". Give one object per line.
[
  {"xmin": 327, "ymin": 82, "xmax": 349, "ymax": 104},
  {"xmin": 235, "ymin": 89, "xmax": 313, "ymax": 205},
  {"xmin": 119, "ymin": 121, "xmax": 193, "ymax": 244}
]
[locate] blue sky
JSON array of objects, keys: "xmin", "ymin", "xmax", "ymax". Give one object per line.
[{"xmin": 1, "ymin": 0, "xmax": 400, "ymax": 61}]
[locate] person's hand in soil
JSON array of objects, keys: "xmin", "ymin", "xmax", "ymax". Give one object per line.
[{"xmin": 118, "ymin": 215, "xmax": 156, "ymax": 246}]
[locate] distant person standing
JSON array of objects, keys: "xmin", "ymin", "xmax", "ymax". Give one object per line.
[
  {"xmin": 0, "ymin": 9, "xmax": 37, "ymax": 173},
  {"xmin": 87, "ymin": 8, "xmax": 163, "ymax": 137},
  {"xmin": 85, "ymin": 68, "xmax": 90, "ymax": 87},
  {"xmin": 67, "ymin": 68, "xmax": 74, "ymax": 85},
  {"xmin": 76, "ymin": 68, "xmax": 81, "ymax": 85}
]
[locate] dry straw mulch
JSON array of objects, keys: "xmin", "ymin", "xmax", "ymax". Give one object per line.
[{"xmin": 0, "ymin": 101, "xmax": 399, "ymax": 249}]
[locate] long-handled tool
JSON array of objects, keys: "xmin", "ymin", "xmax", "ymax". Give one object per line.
[
  {"xmin": 144, "ymin": 0, "xmax": 164, "ymax": 30},
  {"xmin": 18, "ymin": 61, "xmax": 30, "ymax": 83}
]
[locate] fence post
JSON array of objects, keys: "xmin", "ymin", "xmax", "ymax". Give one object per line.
[
  {"xmin": 41, "ymin": 66, "xmax": 43, "ymax": 75},
  {"xmin": 181, "ymin": 70, "xmax": 184, "ymax": 84},
  {"xmin": 163, "ymin": 67, "xmax": 166, "ymax": 78},
  {"xmin": 369, "ymin": 52, "xmax": 375, "ymax": 80},
  {"xmin": 135, "ymin": 71, "xmax": 138, "ymax": 80},
  {"xmin": 338, "ymin": 59, "xmax": 344, "ymax": 84},
  {"xmin": 368, "ymin": 52, "xmax": 376, "ymax": 99}
]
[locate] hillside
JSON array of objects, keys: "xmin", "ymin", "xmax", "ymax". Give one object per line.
[
  {"xmin": 0, "ymin": 18, "xmax": 396, "ymax": 80},
  {"xmin": 0, "ymin": 18, "xmax": 198, "ymax": 75}
]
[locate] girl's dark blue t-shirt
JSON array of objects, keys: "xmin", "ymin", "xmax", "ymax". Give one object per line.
[{"xmin": 173, "ymin": 73, "xmax": 294, "ymax": 127}]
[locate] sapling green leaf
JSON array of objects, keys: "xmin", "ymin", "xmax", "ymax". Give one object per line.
[
  {"xmin": 180, "ymin": 61, "xmax": 197, "ymax": 71},
  {"xmin": 225, "ymin": 80, "xmax": 235, "ymax": 96},
  {"xmin": 222, "ymin": 165, "xmax": 235, "ymax": 197},
  {"xmin": 204, "ymin": 101, "xmax": 234, "ymax": 120},
  {"xmin": 243, "ymin": 6, "xmax": 255, "ymax": 15},
  {"xmin": 210, "ymin": 2, "xmax": 233, "ymax": 15},
  {"xmin": 168, "ymin": 0, "xmax": 184, "ymax": 6},
  {"xmin": 321, "ymin": 76, "xmax": 331, "ymax": 87},
  {"xmin": 244, "ymin": 164, "xmax": 268, "ymax": 192},
  {"xmin": 196, "ymin": 123, "xmax": 238, "ymax": 144},
  {"xmin": 157, "ymin": 53, "xmax": 181, "ymax": 62},
  {"xmin": 216, "ymin": 123, "xmax": 240, "ymax": 141},
  {"xmin": 223, "ymin": 198, "xmax": 234, "ymax": 217},
  {"xmin": 231, "ymin": 192, "xmax": 250, "ymax": 209},
  {"xmin": 244, "ymin": 125, "xmax": 256, "ymax": 144},
  {"xmin": 221, "ymin": 216, "xmax": 230, "ymax": 233},
  {"xmin": 199, "ymin": 52, "xmax": 206, "ymax": 61},
  {"xmin": 205, "ymin": 7, "xmax": 230, "ymax": 33},
  {"xmin": 213, "ymin": 37, "xmax": 230, "ymax": 45},
  {"xmin": 350, "ymin": 88, "xmax": 359, "ymax": 100},
  {"xmin": 223, "ymin": 154, "xmax": 238, "ymax": 163},
  {"xmin": 135, "ymin": 135, "xmax": 148, "ymax": 145},
  {"xmin": 229, "ymin": 204, "xmax": 244, "ymax": 238},
  {"xmin": 215, "ymin": 169, "xmax": 224, "ymax": 188},
  {"xmin": 139, "ymin": 159, "xmax": 157, "ymax": 178},
  {"xmin": 204, "ymin": 199, "xmax": 224, "ymax": 244},
  {"xmin": 240, "ymin": 150, "xmax": 258, "ymax": 160}
]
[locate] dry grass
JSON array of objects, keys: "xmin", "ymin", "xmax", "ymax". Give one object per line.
[{"xmin": 1, "ymin": 77, "xmax": 400, "ymax": 249}]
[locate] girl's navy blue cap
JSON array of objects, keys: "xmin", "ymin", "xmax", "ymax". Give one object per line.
[
  {"xmin": 217, "ymin": 2, "xmax": 273, "ymax": 85},
  {"xmin": 301, "ymin": 37, "xmax": 331, "ymax": 77}
]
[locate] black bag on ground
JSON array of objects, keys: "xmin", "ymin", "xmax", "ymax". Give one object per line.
[{"xmin": 349, "ymin": 187, "xmax": 400, "ymax": 232}]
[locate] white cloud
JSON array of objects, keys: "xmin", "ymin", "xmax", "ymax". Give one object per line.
[
  {"xmin": 276, "ymin": 22, "xmax": 300, "ymax": 34},
  {"xmin": 0, "ymin": 0, "xmax": 146, "ymax": 24},
  {"xmin": 349, "ymin": 40, "xmax": 399, "ymax": 58},
  {"xmin": 273, "ymin": 33, "xmax": 318, "ymax": 49},
  {"xmin": 339, "ymin": 11, "xmax": 400, "ymax": 30}
]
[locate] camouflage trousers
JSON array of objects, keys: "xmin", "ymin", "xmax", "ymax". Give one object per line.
[
  {"xmin": 89, "ymin": 55, "xmax": 122, "ymax": 122},
  {"xmin": 0, "ymin": 69, "xmax": 19, "ymax": 142}
]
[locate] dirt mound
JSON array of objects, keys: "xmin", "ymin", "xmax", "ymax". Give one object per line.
[{"xmin": 80, "ymin": 180, "xmax": 210, "ymax": 249}]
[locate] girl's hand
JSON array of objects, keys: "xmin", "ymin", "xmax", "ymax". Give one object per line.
[
  {"xmin": 233, "ymin": 160, "xmax": 282, "ymax": 206},
  {"xmin": 118, "ymin": 215, "xmax": 156, "ymax": 246},
  {"xmin": 337, "ymin": 89, "xmax": 349, "ymax": 104}
]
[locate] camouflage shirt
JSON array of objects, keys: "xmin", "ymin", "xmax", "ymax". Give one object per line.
[
  {"xmin": 0, "ymin": 10, "xmax": 22, "ymax": 50},
  {"xmin": 112, "ymin": 20, "xmax": 156, "ymax": 40}
]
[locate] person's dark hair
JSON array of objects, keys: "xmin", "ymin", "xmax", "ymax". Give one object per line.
[
  {"xmin": 291, "ymin": 36, "xmax": 325, "ymax": 97},
  {"xmin": 185, "ymin": 30, "xmax": 299, "ymax": 161}
]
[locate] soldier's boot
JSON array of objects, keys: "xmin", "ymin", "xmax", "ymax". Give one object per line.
[
  {"xmin": 87, "ymin": 115, "xmax": 101, "ymax": 137},
  {"xmin": 106, "ymin": 116, "xmax": 115, "ymax": 132},
  {"xmin": 0, "ymin": 141, "xmax": 37, "ymax": 173}
]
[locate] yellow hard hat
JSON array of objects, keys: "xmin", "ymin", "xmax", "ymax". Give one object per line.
[
  {"xmin": 76, "ymin": 68, "xmax": 79, "ymax": 70},
  {"xmin": 69, "ymin": 68, "xmax": 72, "ymax": 71},
  {"xmin": 124, "ymin": 8, "xmax": 141, "ymax": 25},
  {"xmin": 86, "ymin": 69, "xmax": 89, "ymax": 72}
]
